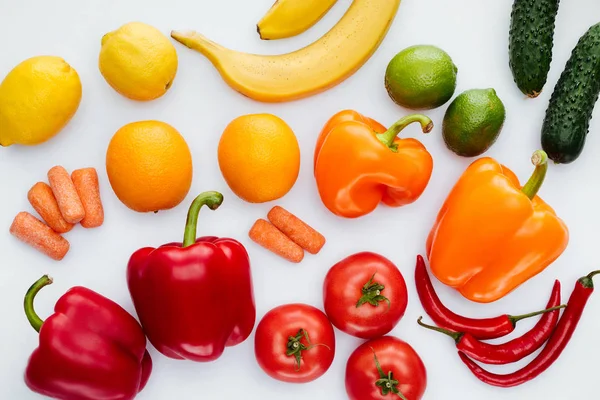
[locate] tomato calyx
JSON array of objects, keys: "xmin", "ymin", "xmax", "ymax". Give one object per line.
[
  {"xmin": 286, "ymin": 329, "xmax": 331, "ymax": 371},
  {"xmin": 356, "ymin": 273, "xmax": 391, "ymax": 309},
  {"xmin": 372, "ymin": 348, "xmax": 407, "ymax": 400}
]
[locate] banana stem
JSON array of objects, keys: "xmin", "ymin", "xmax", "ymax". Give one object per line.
[{"xmin": 171, "ymin": 31, "xmax": 224, "ymax": 63}]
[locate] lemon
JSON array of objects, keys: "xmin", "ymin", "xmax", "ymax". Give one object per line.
[
  {"xmin": 0, "ymin": 56, "xmax": 82, "ymax": 147},
  {"xmin": 99, "ymin": 22, "xmax": 178, "ymax": 101}
]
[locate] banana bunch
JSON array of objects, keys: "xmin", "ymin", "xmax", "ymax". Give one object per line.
[{"xmin": 172, "ymin": 0, "xmax": 401, "ymax": 103}]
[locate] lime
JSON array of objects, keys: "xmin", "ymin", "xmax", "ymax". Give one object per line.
[
  {"xmin": 442, "ymin": 88, "xmax": 506, "ymax": 157},
  {"xmin": 385, "ymin": 45, "xmax": 458, "ymax": 110}
]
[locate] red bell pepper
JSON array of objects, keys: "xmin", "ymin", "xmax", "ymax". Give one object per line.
[
  {"xmin": 127, "ymin": 191, "xmax": 256, "ymax": 362},
  {"xmin": 24, "ymin": 275, "xmax": 152, "ymax": 400}
]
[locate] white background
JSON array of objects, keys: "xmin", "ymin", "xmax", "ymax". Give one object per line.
[{"xmin": 1, "ymin": 0, "xmax": 599, "ymax": 398}]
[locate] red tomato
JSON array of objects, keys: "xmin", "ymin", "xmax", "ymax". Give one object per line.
[
  {"xmin": 323, "ymin": 252, "xmax": 408, "ymax": 339},
  {"xmin": 346, "ymin": 336, "xmax": 427, "ymax": 400},
  {"xmin": 254, "ymin": 303, "xmax": 336, "ymax": 383}
]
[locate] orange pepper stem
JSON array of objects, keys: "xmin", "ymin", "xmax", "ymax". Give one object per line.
[
  {"xmin": 521, "ymin": 150, "xmax": 549, "ymax": 199},
  {"xmin": 417, "ymin": 316, "xmax": 463, "ymax": 343},
  {"xmin": 376, "ymin": 114, "xmax": 433, "ymax": 152}
]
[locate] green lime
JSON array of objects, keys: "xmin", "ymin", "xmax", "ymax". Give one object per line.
[
  {"xmin": 385, "ymin": 45, "xmax": 458, "ymax": 110},
  {"xmin": 442, "ymin": 88, "xmax": 506, "ymax": 157}
]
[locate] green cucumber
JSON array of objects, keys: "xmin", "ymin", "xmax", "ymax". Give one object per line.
[
  {"xmin": 541, "ymin": 22, "xmax": 600, "ymax": 164},
  {"xmin": 509, "ymin": 0, "xmax": 560, "ymax": 97}
]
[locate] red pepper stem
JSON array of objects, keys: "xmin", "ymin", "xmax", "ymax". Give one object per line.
[
  {"xmin": 521, "ymin": 150, "xmax": 548, "ymax": 199},
  {"xmin": 24, "ymin": 275, "xmax": 53, "ymax": 333},
  {"xmin": 417, "ymin": 316, "xmax": 463, "ymax": 343},
  {"xmin": 509, "ymin": 304, "xmax": 566, "ymax": 325},
  {"xmin": 183, "ymin": 191, "xmax": 224, "ymax": 247},
  {"xmin": 578, "ymin": 270, "xmax": 600, "ymax": 289},
  {"xmin": 376, "ymin": 114, "xmax": 433, "ymax": 151}
]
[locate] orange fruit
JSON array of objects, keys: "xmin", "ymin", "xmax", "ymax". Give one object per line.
[
  {"xmin": 218, "ymin": 114, "xmax": 300, "ymax": 203},
  {"xmin": 106, "ymin": 121, "xmax": 193, "ymax": 212}
]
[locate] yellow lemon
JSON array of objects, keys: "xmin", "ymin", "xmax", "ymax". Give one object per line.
[
  {"xmin": 0, "ymin": 56, "xmax": 82, "ymax": 147},
  {"xmin": 99, "ymin": 22, "xmax": 178, "ymax": 101}
]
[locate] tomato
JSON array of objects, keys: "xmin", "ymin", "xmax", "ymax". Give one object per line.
[
  {"xmin": 323, "ymin": 252, "xmax": 408, "ymax": 339},
  {"xmin": 346, "ymin": 336, "xmax": 427, "ymax": 400},
  {"xmin": 254, "ymin": 303, "xmax": 336, "ymax": 383}
]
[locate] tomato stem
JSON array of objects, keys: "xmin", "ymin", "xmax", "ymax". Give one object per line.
[
  {"xmin": 356, "ymin": 273, "xmax": 390, "ymax": 309},
  {"xmin": 372, "ymin": 348, "xmax": 407, "ymax": 400},
  {"xmin": 286, "ymin": 329, "xmax": 331, "ymax": 371}
]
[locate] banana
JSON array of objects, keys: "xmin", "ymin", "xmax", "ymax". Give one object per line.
[
  {"xmin": 171, "ymin": 0, "xmax": 401, "ymax": 103},
  {"xmin": 257, "ymin": 0, "xmax": 338, "ymax": 40}
]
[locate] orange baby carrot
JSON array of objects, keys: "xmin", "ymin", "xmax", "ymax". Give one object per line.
[
  {"xmin": 249, "ymin": 219, "xmax": 304, "ymax": 263},
  {"xmin": 72, "ymin": 168, "xmax": 104, "ymax": 228},
  {"xmin": 27, "ymin": 182, "xmax": 74, "ymax": 234},
  {"xmin": 267, "ymin": 206, "xmax": 326, "ymax": 254},
  {"xmin": 10, "ymin": 212, "xmax": 70, "ymax": 261},
  {"xmin": 48, "ymin": 166, "xmax": 85, "ymax": 224}
]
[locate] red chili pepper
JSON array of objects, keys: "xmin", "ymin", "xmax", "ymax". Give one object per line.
[
  {"xmin": 24, "ymin": 275, "xmax": 152, "ymax": 400},
  {"xmin": 415, "ymin": 254, "xmax": 561, "ymax": 340},
  {"xmin": 459, "ymin": 270, "xmax": 600, "ymax": 387},
  {"xmin": 127, "ymin": 191, "xmax": 256, "ymax": 362},
  {"xmin": 417, "ymin": 281, "xmax": 564, "ymax": 365}
]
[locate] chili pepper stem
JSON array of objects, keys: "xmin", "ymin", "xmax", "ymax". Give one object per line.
[
  {"xmin": 521, "ymin": 150, "xmax": 548, "ymax": 199},
  {"xmin": 509, "ymin": 304, "xmax": 566, "ymax": 325},
  {"xmin": 24, "ymin": 275, "xmax": 53, "ymax": 333},
  {"xmin": 417, "ymin": 316, "xmax": 463, "ymax": 343},
  {"xmin": 376, "ymin": 114, "xmax": 433, "ymax": 152},
  {"xmin": 578, "ymin": 270, "xmax": 600, "ymax": 289},
  {"xmin": 183, "ymin": 191, "xmax": 224, "ymax": 247}
]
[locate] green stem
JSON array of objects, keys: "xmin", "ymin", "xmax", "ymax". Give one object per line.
[
  {"xmin": 509, "ymin": 304, "xmax": 566, "ymax": 325},
  {"xmin": 356, "ymin": 273, "xmax": 390, "ymax": 309},
  {"xmin": 286, "ymin": 329, "xmax": 330, "ymax": 371},
  {"xmin": 183, "ymin": 191, "xmax": 224, "ymax": 247},
  {"xmin": 371, "ymin": 348, "xmax": 407, "ymax": 400},
  {"xmin": 376, "ymin": 114, "xmax": 433, "ymax": 152},
  {"xmin": 578, "ymin": 270, "xmax": 600, "ymax": 289},
  {"xmin": 417, "ymin": 316, "xmax": 462, "ymax": 343},
  {"xmin": 521, "ymin": 150, "xmax": 548, "ymax": 199},
  {"xmin": 24, "ymin": 275, "xmax": 53, "ymax": 333}
]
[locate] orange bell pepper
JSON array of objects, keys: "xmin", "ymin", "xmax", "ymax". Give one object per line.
[
  {"xmin": 314, "ymin": 110, "xmax": 433, "ymax": 218},
  {"xmin": 426, "ymin": 150, "xmax": 569, "ymax": 303}
]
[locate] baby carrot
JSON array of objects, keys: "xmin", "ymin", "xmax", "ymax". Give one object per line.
[
  {"xmin": 10, "ymin": 212, "xmax": 70, "ymax": 261},
  {"xmin": 249, "ymin": 219, "xmax": 304, "ymax": 263},
  {"xmin": 72, "ymin": 168, "xmax": 104, "ymax": 228},
  {"xmin": 48, "ymin": 166, "xmax": 85, "ymax": 224},
  {"xmin": 27, "ymin": 182, "xmax": 74, "ymax": 233},
  {"xmin": 267, "ymin": 206, "xmax": 326, "ymax": 254}
]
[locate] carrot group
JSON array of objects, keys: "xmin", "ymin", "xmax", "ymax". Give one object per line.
[
  {"xmin": 11, "ymin": 166, "xmax": 104, "ymax": 261},
  {"xmin": 249, "ymin": 206, "xmax": 326, "ymax": 263}
]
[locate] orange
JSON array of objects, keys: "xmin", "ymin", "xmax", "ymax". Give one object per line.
[
  {"xmin": 106, "ymin": 121, "xmax": 193, "ymax": 212},
  {"xmin": 218, "ymin": 114, "xmax": 300, "ymax": 203}
]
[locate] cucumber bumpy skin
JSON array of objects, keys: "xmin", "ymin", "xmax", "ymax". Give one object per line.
[
  {"xmin": 509, "ymin": 0, "xmax": 560, "ymax": 98},
  {"xmin": 541, "ymin": 22, "xmax": 600, "ymax": 164}
]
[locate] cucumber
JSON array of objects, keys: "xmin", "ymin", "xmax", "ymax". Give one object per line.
[
  {"xmin": 509, "ymin": 0, "xmax": 560, "ymax": 97},
  {"xmin": 541, "ymin": 22, "xmax": 600, "ymax": 164}
]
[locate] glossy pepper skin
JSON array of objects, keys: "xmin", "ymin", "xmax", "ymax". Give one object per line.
[
  {"xmin": 426, "ymin": 151, "xmax": 569, "ymax": 303},
  {"xmin": 127, "ymin": 191, "xmax": 256, "ymax": 362},
  {"xmin": 24, "ymin": 275, "xmax": 152, "ymax": 400},
  {"xmin": 314, "ymin": 110, "xmax": 434, "ymax": 218}
]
